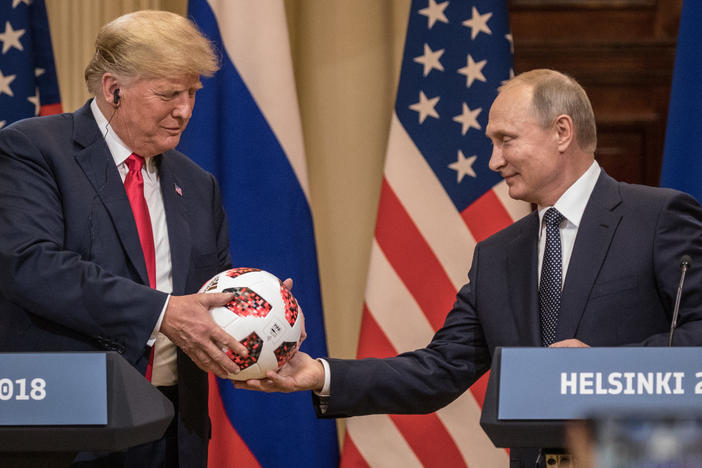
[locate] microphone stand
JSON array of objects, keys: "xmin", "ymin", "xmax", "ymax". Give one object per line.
[{"xmin": 668, "ymin": 255, "xmax": 692, "ymax": 347}]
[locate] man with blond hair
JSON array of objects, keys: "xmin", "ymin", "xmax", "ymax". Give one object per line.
[
  {"xmin": 0, "ymin": 10, "xmax": 247, "ymax": 467},
  {"xmin": 239, "ymin": 69, "xmax": 702, "ymax": 467}
]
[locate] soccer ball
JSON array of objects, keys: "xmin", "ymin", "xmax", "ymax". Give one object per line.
[{"xmin": 199, "ymin": 267, "xmax": 302, "ymax": 381}]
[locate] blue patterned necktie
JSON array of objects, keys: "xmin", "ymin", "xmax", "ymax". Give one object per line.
[{"xmin": 539, "ymin": 207, "xmax": 565, "ymax": 346}]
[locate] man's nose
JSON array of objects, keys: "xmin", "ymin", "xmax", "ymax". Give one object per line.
[
  {"xmin": 488, "ymin": 145, "xmax": 503, "ymax": 173},
  {"xmin": 172, "ymin": 95, "xmax": 193, "ymax": 120}
]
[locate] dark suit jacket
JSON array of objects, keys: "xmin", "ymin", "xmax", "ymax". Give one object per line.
[
  {"xmin": 0, "ymin": 102, "xmax": 232, "ymax": 467},
  {"xmin": 322, "ymin": 171, "xmax": 702, "ymax": 467}
]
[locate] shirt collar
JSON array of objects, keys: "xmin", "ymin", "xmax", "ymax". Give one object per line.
[
  {"xmin": 90, "ymin": 99, "xmax": 157, "ymax": 173},
  {"xmin": 538, "ymin": 160, "xmax": 601, "ymax": 228}
]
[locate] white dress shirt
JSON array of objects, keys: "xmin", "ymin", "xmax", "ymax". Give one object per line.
[
  {"xmin": 91, "ymin": 99, "xmax": 178, "ymax": 386},
  {"xmin": 537, "ymin": 161, "xmax": 601, "ymax": 287}
]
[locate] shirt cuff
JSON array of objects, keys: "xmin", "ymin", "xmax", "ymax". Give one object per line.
[
  {"xmin": 315, "ymin": 358, "xmax": 331, "ymax": 396},
  {"xmin": 147, "ymin": 294, "xmax": 170, "ymax": 347}
]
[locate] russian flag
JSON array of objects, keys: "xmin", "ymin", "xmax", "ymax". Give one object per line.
[
  {"xmin": 661, "ymin": 0, "xmax": 702, "ymax": 202},
  {"xmin": 179, "ymin": 1, "xmax": 339, "ymax": 466}
]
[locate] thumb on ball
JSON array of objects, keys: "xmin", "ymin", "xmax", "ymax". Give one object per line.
[{"xmin": 201, "ymin": 291, "xmax": 235, "ymax": 307}]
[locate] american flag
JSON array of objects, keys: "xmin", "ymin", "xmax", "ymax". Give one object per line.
[
  {"xmin": 339, "ymin": 1, "xmax": 529, "ymax": 466},
  {"xmin": 0, "ymin": 0, "xmax": 61, "ymax": 129}
]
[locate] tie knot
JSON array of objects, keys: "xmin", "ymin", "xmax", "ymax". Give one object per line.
[
  {"xmin": 125, "ymin": 153, "xmax": 144, "ymax": 173},
  {"xmin": 544, "ymin": 207, "xmax": 564, "ymax": 227}
]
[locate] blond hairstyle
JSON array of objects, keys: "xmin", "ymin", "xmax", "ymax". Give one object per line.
[
  {"xmin": 84, "ymin": 10, "xmax": 219, "ymax": 94},
  {"xmin": 501, "ymin": 69, "xmax": 597, "ymax": 153}
]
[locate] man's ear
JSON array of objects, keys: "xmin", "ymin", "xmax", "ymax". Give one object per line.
[
  {"xmin": 554, "ymin": 114, "xmax": 575, "ymax": 153},
  {"xmin": 100, "ymin": 73, "xmax": 120, "ymax": 108}
]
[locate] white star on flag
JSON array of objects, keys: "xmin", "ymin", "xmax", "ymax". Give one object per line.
[
  {"xmin": 413, "ymin": 43, "xmax": 445, "ymax": 77},
  {"xmin": 462, "ymin": 6, "xmax": 492, "ymax": 40},
  {"xmin": 448, "ymin": 150, "xmax": 477, "ymax": 182},
  {"xmin": 27, "ymin": 87, "xmax": 39, "ymax": 115},
  {"xmin": 0, "ymin": 21, "xmax": 25, "ymax": 54},
  {"xmin": 458, "ymin": 54, "xmax": 487, "ymax": 87},
  {"xmin": 12, "ymin": 0, "xmax": 33, "ymax": 8},
  {"xmin": 505, "ymin": 33, "xmax": 514, "ymax": 53},
  {"xmin": 452, "ymin": 102, "xmax": 482, "ymax": 135},
  {"xmin": 35, "ymin": 67, "xmax": 44, "ymax": 76},
  {"xmin": 409, "ymin": 90, "xmax": 440, "ymax": 124},
  {"xmin": 0, "ymin": 70, "xmax": 16, "ymax": 97},
  {"xmin": 418, "ymin": 0, "xmax": 449, "ymax": 29}
]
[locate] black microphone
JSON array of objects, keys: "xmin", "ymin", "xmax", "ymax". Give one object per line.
[{"xmin": 668, "ymin": 255, "xmax": 692, "ymax": 346}]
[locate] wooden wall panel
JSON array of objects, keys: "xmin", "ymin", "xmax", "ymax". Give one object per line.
[{"xmin": 509, "ymin": 0, "xmax": 682, "ymax": 186}]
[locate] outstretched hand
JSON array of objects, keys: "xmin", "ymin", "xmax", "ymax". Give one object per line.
[
  {"xmin": 160, "ymin": 292, "xmax": 248, "ymax": 378},
  {"xmin": 550, "ymin": 338, "xmax": 589, "ymax": 348},
  {"xmin": 234, "ymin": 351, "xmax": 325, "ymax": 393}
]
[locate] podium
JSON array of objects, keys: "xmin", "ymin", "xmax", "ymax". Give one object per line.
[
  {"xmin": 480, "ymin": 347, "xmax": 702, "ymax": 450},
  {"xmin": 0, "ymin": 351, "xmax": 173, "ymax": 462}
]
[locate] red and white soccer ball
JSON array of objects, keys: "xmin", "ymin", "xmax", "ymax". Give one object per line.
[{"xmin": 199, "ymin": 267, "xmax": 302, "ymax": 381}]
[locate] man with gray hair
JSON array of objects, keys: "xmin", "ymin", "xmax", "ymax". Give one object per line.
[
  {"xmin": 239, "ymin": 69, "xmax": 702, "ymax": 467},
  {"xmin": 0, "ymin": 10, "xmax": 248, "ymax": 467}
]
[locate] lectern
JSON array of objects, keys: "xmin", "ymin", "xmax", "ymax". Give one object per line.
[
  {"xmin": 0, "ymin": 352, "xmax": 174, "ymax": 466},
  {"xmin": 480, "ymin": 346, "xmax": 702, "ymax": 450}
]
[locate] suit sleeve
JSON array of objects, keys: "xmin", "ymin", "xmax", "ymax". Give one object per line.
[
  {"xmin": 0, "ymin": 126, "xmax": 167, "ymax": 363},
  {"xmin": 642, "ymin": 191, "xmax": 702, "ymax": 346},
  {"xmin": 323, "ymin": 246, "xmax": 491, "ymax": 417}
]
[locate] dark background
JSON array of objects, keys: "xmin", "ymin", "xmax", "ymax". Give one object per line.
[{"xmin": 510, "ymin": 0, "xmax": 682, "ymax": 186}]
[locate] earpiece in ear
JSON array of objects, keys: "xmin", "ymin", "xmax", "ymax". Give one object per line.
[{"xmin": 113, "ymin": 89, "xmax": 120, "ymax": 105}]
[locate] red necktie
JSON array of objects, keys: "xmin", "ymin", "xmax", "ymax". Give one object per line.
[{"xmin": 123, "ymin": 153, "xmax": 156, "ymax": 380}]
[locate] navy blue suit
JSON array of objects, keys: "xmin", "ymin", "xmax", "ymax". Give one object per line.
[
  {"xmin": 322, "ymin": 171, "xmax": 702, "ymax": 467},
  {"xmin": 0, "ymin": 102, "xmax": 231, "ymax": 467}
]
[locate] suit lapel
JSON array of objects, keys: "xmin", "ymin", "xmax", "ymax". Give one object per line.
[
  {"xmin": 507, "ymin": 211, "xmax": 542, "ymax": 346},
  {"xmin": 158, "ymin": 154, "xmax": 191, "ymax": 295},
  {"xmin": 72, "ymin": 102, "xmax": 151, "ymax": 286},
  {"xmin": 556, "ymin": 172, "xmax": 622, "ymax": 341}
]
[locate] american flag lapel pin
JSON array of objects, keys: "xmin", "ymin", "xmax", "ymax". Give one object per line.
[{"xmin": 174, "ymin": 183, "xmax": 183, "ymax": 197}]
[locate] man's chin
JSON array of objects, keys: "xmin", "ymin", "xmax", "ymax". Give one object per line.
[
  {"xmin": 507, "ymin": 185, "xmax": 526, "ymax": 202},
  {"xmin": 155, "ymin": 135, "xmax": 183, "ymax": 154}
]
